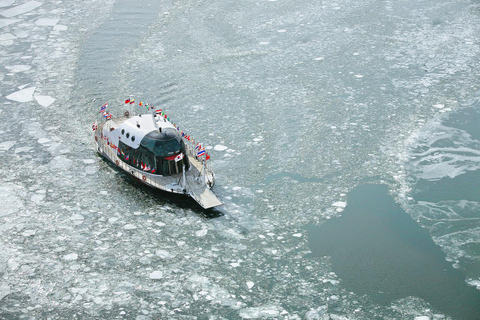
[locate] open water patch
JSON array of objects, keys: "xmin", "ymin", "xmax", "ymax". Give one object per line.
[{"xmin": 306, "ymin": 184, "xmax": 480, "ymax": 319}]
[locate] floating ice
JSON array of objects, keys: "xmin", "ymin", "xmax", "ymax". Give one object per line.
[
  {"xmin": 38, "ymin": 138, "xmax": 50, "ymax": 144},
  {"xmin": 123, "ymin": 224, "xmax": 137, "ymax": 230},
  {"xmin": 0, "ymin": 32, "xmax": 16, "ymax": 41},
  {"xmin": 0, "ymin": 1, "xmax": 42, "ymax": 18},
  {"xmin": 214, "ymin": 144, "xmax": 228, "ymax": 151},
  {"xmin": 332, "ymin": 201, "xmax": 347, "ymax": 208},
  {"xmin": 413, "ymin": 317, "xmax": 430, "ymax": 320},
  {"xmin": 313, "ymin": 57, "xmax": 325, "ymax": 61},
  {"xmin": 5, "ymin": 65, "xmax": 31, "ymax": 73},
  {"xmin": 0, "ymin": 18, "xmax": 21, "ymax": 28},
  {"xmin": 149, "ymin": 271, "xmax": 164, "ymax": 280},
  {"xmin": 34, "ymin": 95, "xmax": 55, "ymax": 107},
  {"xmin": 292, "ymin": 233, "xmax": 302, "ymax": 238},
  {"xmin": 259, "ymin": 41, "xmax": 270, "ymax": 45},
  {"xmin": 354, "ymin": 74, "xmax": 364, "ymax": 78},
  {"xmin": 433, "ymin": 103, "xmax": 445, "ymax": 109},
  {"xmin": 0, "ymin": 140, "xmax": 15, "ymax": 151},
  {"xmin": 239, "ymin": 305, "xmax": 282, "ymax": 319},
  {"xmin": 246, "ymin": 281, "xmax": 255, "ymax": 289},
  {"xmin": 63, "ymin": 253, "xmax": 78, "ymax": 261},
  {"xmin": 49, "ymin": 155, "xmax": 73, "ymax": 170},
  {"xmin": 0, "ymin": 0, "xmax": 14, "ymax": 8},
  {"xmin": 196, "ymin": 229, "xmax": 208, "ymax": 237},
  {"xmin": 6, "ymin": 86, "xmax": 35, "ymax": 102},
  {"xmin": 0, "ymin": 184, "xmax": 24, "ymax": 217},
  {"xmin": 232, "ymin": 186, "xmax": 242, "ymax": 191},
  {"xmin": 22, "ymin": 229, "xmax": 36, "ymax": 237},
  {"xmin": 35, "ymin": 18, "xmax": 60, "ymax": 26},
  {"xmin": 277, "ymin": 29, "xmax": 287, "ymax": 33},
  {"xmin": 53, "ymin": 24, "xmax": 67, "ymax": 31}
]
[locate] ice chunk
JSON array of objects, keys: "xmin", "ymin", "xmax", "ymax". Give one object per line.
[
  {"xmin": 63, "ymin": 253, "xmax": 78, "ymax": 261},
  {"xmin": 5, "ymin": 65, "xmax": 31, "ymax": 73},
  {"xmin": 0, "ymin": 32, "xmax": 16, "ymax": 41},
  {"xmin": 0, "ymin": 18, "xmax": 21, "ymax": 28},
  {"xmin": 0, "ymin": 140, "xmax": 15, "ymax": 151},
  {"xmin": 354, "ymin": 74, "xmax": 364, "ymax": 78},
  {"xmin": 123, "ymin": 224, "xmax": 137, "ymax": 230},
  {"xmin": 332, "ymin": 201, "xmax": 347, "ymax": 208},
  {"xmin": 433, "ymin": 103, "xmax": 444, "ymax": 109},
  {"xmin": 0, "ymin": 1, "xmax": 42, "ymax": 18},
  {"xmin": 214, "ymin": 144, "xmax": 228, "ymax": 151},
  {"xmin": 6, "ymin": 86, "xmax": 35, "ymax": 102},
  {"xmin": 0, "ymin": 0, "xmax": 14, "ymax": 8},
  {"xmin": 38, "ymin": 138, "xmax": 50, "ymax": 144},
  {"xmin": 0, "ymin": 184, "xmax": 24, "ymax": 217},
  {"xmin": 49, "ymin": 155, "xmax": 73, "ymax": 170},
  {"xmin": 292, "ymin": 233, "xmax": 302, "ymax": 238},
  {"xmin": 239, "ymin": 305, "xmax": 281, "ymax": 318},
  {"xmin": 246, "ymin": 281, "xmax": 255, "ymax": 289},
  {"xmin": 196, "ymin": 229, "xmax": 208, "ymax": 237},
  {"xmin": 35, "ymin": 18, "xmax": 60, "ymax": 26},
  {"xmin": 149, "ymin": 271, "xmax": 164, "ymax": 280},
  {"xmin": 313, "ymin": 57, "xmax": 325, "ymax": 61},
  {"xmin": 414, "ymin": 317, "xmax": 430, "ymax": 320},
  {"xmin": 34, "ymin": 95, "xmax": 55, "ymax": 107},
  {"xmin": 53, "ymin": 24, "xmax": 67, "ymax": 31}
]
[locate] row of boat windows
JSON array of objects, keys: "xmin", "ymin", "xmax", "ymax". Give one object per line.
[{"xmin": 118, "ymin": 141, "xmax": 189, "ymax": 176}]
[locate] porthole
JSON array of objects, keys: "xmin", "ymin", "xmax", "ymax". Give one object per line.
[
  {"xmin": 131, "ymin": 136, "xmax": 135, "ymax": 142},
  {"xmin": 121, "ymin": 129, "xmax": 125, "ymax": 135},
  {"xmin": 126, "ymin": 133, "xmax": 130, "ymax": 138}
]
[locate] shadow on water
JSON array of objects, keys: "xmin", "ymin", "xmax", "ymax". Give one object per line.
[
  {"xmin": 306, "ymin": 184, "xmax": 480, "ymax": 320},
  {"xmin": 100, "ymin": 154, "xmax": 224, "ymax": 219}
]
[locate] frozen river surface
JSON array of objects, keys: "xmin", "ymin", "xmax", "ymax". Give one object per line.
[{"xmin": 1, "ymin": 0, "xmax": 480, "ymax": 319}]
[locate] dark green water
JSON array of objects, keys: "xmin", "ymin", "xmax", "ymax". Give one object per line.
[{"xmin": 307, "ymin": 184, "xmax": 480, "ymax": 320}]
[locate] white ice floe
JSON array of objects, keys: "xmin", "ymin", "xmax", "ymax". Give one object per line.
[
  {"xmin": 6, "ymin": 86, "xmax": 35, "ymax": 102},
  {"xmin": 433, "ymin": 103, "xmax": 445, "ymax": 109},
  {"xmin": 149, "ymin": 271, "xmax": 164, "ymax": 280},
  {"xmin": 0, "ymin": 0, "xmax": 14, "ymax": 8},
  {"xmin": 123, "ymin": 224, "xmax": 137, "ymax": 230},
  {"xmin": 35, "ymin": 18, "xmax": 60, "ymax": 26},
  {"xmin": 38, "ymin": 138, "xmax": 50, "ymax": 144},
  {"xmin": 468, "ymin": 279, "xmax": 480, "ymax": 289},
  {"xmin": 0, "ymin": 18, "xmax": 21, "ymax": 28},
  {"xmin": 53, "ymin": 24, "xmax": 67, "ymax": 31},
  {"xmin": 313, "ymin": 57, "xmax": 325, "ymax": 61},
  {"xmin": 246, "ymin": 281, "xmax": 255, "ymax": 289},
  {"xmin": 0, "ymin": 1, "xmax": 42, "ymax": 18},
  {"xmin": 354, "ymin": 74, "xmax": 364, "ymax": 78},
  {"xmin": 63, "ymin": 253, "xmax": 78, "ymax": 261},
  {"xmin": 0, "ymin": 32, "xmax": 15, "ymax": 41},
  {"xmin": 5, "ymin": 65, "xmax": 31, "ymax": 73},
  {"xmin": 332, "ymin": 201, "xmax": 347, "ymax": 208},
  {"xmin": 239, "ymin": 305, "xmax": 282, "ymax": 319},
  {"xmin": 34, "ymin": 95, "xmax": 55, "ymax": 107},
  {"xmin": 0, "ymin": 140, "xmax": 15, "ymax": 151},
  {"xmin": 292, "ymin": 233, "xmax": 302, "ymax": 238},
  {"xmin": 214, "ymin": 144, "xmax": 228, "ymax": 151},
  {"xmin": 413, "ymin": 317, "xmax": 430, "ymax": 320},
  {"xmin": 196, "ymin": 229, "xmax": 208, "ymax": 237}
]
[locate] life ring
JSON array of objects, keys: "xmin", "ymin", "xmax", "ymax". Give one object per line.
[
  {"xmin": 142, "ymin": 175, "xmax": 147, "ymax": 181},
  {"xmin": 115, "ymin": 160, "xmax": 119, "ymax": 166}
]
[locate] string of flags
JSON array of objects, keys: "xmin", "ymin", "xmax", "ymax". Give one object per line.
[{"xmin": 96, "ymin": 99, "xmax": 212, "ymax": 161}]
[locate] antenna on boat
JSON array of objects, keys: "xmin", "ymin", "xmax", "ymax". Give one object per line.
[{"xmin": 149, "ymin": 104, "xmax": 159, "ymax": 129}]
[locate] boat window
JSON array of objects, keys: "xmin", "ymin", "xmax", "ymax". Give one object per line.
[
  {"xmin": 126, "ymin": 133, "xmax": 130, "ymax": 138},
  {"xmin": 121, "ymin": 129, "xmax": 125, "ymax": 135},
  {"xmin": 131, "ymin": 136, "xmax": 135, "ymax": 142}
]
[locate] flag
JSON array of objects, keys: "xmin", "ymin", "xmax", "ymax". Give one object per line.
[
  {"xmin": 197, "ymin": 148, "xmax": 205, "ymax": 157},
  {"xmin": 106, "ymin": 114, "xmax": 112, "ymax": 119},
  {"xmin": 195, "ymin": 144, "xmax": 201, "ymax": 151},
  {"xmin": 175, "ymin": 153, "xmax": 184, "ymax": 162},
  {"xmin": 125, "ymin": 154, "xmax": 129, "ymax": 160},
  {"xmin": 155, "ymin": 109, "xmax": 162, "ymax": 114},
  {"xmin": 99, "ymin": 103, "xmax": 107, "ymax": 113},
  {"xmin": 206, "ymin": 153, "xmax": 210, "ymax": 160},
  {"xmin": 129, "ymin": 98, "xmax": 135, "ymax": 104},
  {"xmin": 151, "ymin": 168, "xmax": 155, "ymax": 174},
  {"xmin": 139, "ymin": 101, "xmax": 143, "ymax": 106},
  {"xmin": 125, "ymin": 98, "xmax": 131, "ymax": 104},
  {"xmin": 92, "ymin": 123, "xmax": 97, "ymax": 131}
]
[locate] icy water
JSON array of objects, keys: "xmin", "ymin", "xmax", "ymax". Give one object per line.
[{"xmin": 1, "ymin": 0, "xmax": 480, "ymax": 319}]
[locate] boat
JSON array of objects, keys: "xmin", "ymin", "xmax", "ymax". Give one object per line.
[{"xmin": 93, "ymin": 100, "xmax": 223, "ymax": 209}]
